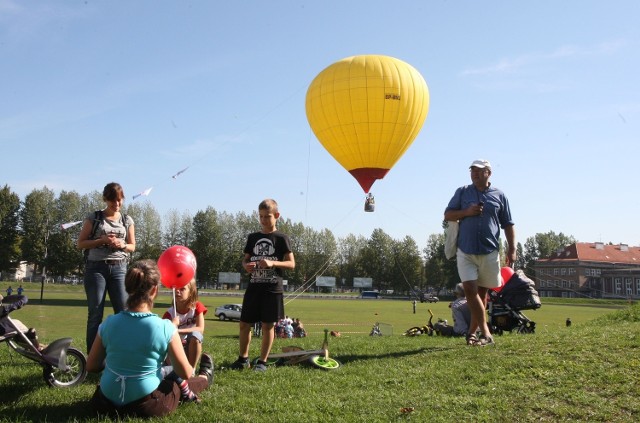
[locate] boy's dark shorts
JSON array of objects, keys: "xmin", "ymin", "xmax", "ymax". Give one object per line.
[{"xmin": 240, "ymin": 288, "xmax": 284, "ymax": 323}]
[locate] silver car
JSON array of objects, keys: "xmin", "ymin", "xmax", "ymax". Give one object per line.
[{"xmin": 214, "ymin": 304, "xmax": 242, "ymax": 321}]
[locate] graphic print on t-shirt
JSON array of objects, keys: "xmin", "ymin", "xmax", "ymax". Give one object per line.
[{"xmin": 251, "ymin": 237, "xmax": 279, "ymax": 283}]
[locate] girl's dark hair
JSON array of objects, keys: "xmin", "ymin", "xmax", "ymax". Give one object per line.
[
  {"xmin": 103, "ymin": 182, "xmax": 125, "ymax": 202},
  {"xmin": 125, "ymin": 260, "xmax": 160, "ymax": 309}
]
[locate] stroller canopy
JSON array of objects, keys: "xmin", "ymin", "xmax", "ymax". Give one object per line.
[{"xmin": 500, "ymin": 271, "xmax": 541, "ymax": 310}]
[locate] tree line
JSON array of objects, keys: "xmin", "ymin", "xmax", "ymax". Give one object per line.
[{"xmin": 0, "ymin": 184, "xmax": 576, "ymax": 294}]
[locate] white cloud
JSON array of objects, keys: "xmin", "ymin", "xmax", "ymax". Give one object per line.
[{"xmin": 460, "ymin": 39, "xmax": 627, "ymax": 77}]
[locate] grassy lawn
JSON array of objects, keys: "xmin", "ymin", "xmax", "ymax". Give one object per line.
[{"xmin": 1, "ymin": 283, "xmax": 638, "ymax": 422}]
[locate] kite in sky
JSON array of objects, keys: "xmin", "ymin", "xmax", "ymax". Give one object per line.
[
  {"xmin": 132, "ymin": 187, "xmax": 154, "ymax": 200},
  {"xmin": 61, "ymin": 221, "xmax": 83, "ymax": 230},
  {"xmin": 172, "ymin": 167, "xmax": 189, "ymax": 179}
]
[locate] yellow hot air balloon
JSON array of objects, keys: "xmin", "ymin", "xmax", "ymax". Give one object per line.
[{"xmin": 305, "ymin": 55, "xmax": 429, "ymax": 194}]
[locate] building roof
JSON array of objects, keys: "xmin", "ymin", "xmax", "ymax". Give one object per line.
[{"xmin": 537, "ymin": 242, "xmax": 640, "ymax": 265}]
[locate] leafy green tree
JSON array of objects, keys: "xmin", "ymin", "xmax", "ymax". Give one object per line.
[
  {"xmin": 20, "ymin": 187, "xmax": 56, "ymax": 277},
  {"xmin": 217, "ymin": 211, "xmax": 248, "ymax": 275},
  {"xmin": 126, "ymin": 201, "xmax": 162, "ymax": 262},
  {"xmin": 423, "ymin": 230, "xmax": 458, "ymax": 293},
  {"xmin": 191, "ymin": 207, "xmax": 225, "ymax": 284},
  {"xmin": 0, "ymin": 185, "xmax": 21, "ymax": 274},
  {"xmin": 392, "ymin": 236, "xmax": 424, "ymax": 294},
  {"xmin": 359, "ymin": 228, "xmax": 395, "ymax": 291},
  {"xmin": 523, "ymin": 231, "xmax": 576, "ymax": 275},
  {"xmin": 335, "ymin": 234, "xmax": 367, "ymax": 289},
  {"xmin": 278, "ymin": 219, "xmax": 308, "ymax": 291},
  {"xmin": 46, "ymin": 190, "xmax": 85, "ymax": 279},
  {"xmin": 162, "ymin": 209, "xmax": 194, "ymax": 248}
]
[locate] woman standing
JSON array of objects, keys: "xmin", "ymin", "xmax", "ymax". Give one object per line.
[
  {"xmin": 87, "ymin": 260, "xmax": 213, "ymax": 418},
  {"xmin": 77, "ymin": 182, "xmax": 135, "ymax": 353}
]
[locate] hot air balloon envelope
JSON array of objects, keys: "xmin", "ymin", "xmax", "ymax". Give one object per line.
[{"xmin": 305, "ymin": 55, "xmax": 430, "ymax": 193}]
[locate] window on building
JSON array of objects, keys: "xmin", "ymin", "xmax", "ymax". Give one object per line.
[
  {"xmin": 636, "ymin": 279, "xmax": 640, "ymax": 295},
  {"xmin": 615, "ymin": 278, "xmax": 621, "ymax": 294},
  {"xmin": 626, "ymin": 278, "xmax": 632, "ymax": 296},
  {"xmin": 554, "ymin": 268, "xmax": 559, "ymax": 276},
  {"xmin": 560, "ymin": 268, "xmax": 566, "ymax": 276},
  {"xmin": 568, "ymin": 268, "xmax": 576, "ymax": 275}
]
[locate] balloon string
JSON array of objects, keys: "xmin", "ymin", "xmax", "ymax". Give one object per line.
[{"xmin": 172, "ymin": 288, "xmax": 176, "ymax": 310}]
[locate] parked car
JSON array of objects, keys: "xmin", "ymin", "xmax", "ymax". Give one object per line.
[
  {"xmin": 214, "ymin": 304, "xmax": 242, "ymax": 321},
  {"xmin": 418, "ymin": 292, "xmax": 439, "ymax": 303}
]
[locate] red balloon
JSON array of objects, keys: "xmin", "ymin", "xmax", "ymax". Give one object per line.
[
  {"xmin": 158, "ymin": 245, "xmax": 197, "ymax": 289},
  {"xmin": 500, "ymin": 266, "xmax": 515, "ymax": 286}
]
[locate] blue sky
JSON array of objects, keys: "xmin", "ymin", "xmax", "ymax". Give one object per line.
[{"xmin": 2, "ymin": 1, "xmax": 639, "ymax": 250}]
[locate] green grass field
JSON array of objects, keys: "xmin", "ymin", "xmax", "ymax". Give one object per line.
[{"xmin": 1, "ymin": 283, "xmax": 638, "ymax": 422}]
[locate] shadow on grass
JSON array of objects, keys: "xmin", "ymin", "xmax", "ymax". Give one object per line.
[
  {"xmin": 6, "ymin": 401, "xmax": 96, "ymax": 421},
  {"xmin": 210, "ymin": 334, "xmax": 240, "ymax": 339},
  {"xmin": 336, "ymin": 345, "xmax": 453, "ymax": 365},
  {"xmin": 0, "ymin": 372, "xmax": 41, "ymax": 403},
  {"xmin": 22, "ymin": 298, "xmax": 87, "ymax": 307},
  {"xmin": 22, "ymin": 297, "xmax": 175, "ymax": 311}
]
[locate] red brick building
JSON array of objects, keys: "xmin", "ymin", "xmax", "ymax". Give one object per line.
[{"xmin": 533, "ymin": 242, "xmax": 640, "ymax": 299}]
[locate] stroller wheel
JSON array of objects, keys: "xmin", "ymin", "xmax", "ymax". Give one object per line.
[
  {"xmin": 517, "ymin": 321, "xmax": 536, "ymax": 334},
  {"xmin": 43, "ymin": 347, "xmax": 87, "ymax": 388}
]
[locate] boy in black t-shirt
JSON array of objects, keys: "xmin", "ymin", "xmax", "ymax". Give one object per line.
[{"xmin": 230, "ymin": 199, "xmax": 295, "ymax": 371}]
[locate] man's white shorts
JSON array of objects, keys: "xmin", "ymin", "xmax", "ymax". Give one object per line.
[{"xmin": 456, "ymin": 249, "xmax": 501, "ymax": 288}]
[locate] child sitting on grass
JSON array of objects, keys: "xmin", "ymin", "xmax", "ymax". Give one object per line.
[{"xmin": 162, "ymin": 278, "xmax": 208, "ymax": 371}]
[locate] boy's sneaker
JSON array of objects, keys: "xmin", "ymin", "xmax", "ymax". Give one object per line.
[
  {"xmin": 197, "ymin": 353, "xmax": 215, "ymax": 385},
  {"xmin": 229, "ymin": 357, "xmax": 250, "ymax": 370},
  {"xmin": 253, "ymin": 361, "xmax": 268, "ymax": 372}
]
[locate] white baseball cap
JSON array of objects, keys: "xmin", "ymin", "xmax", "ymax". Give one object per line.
[{"xmin": 469, "ymin": 159, "xmax": 491, "ymax": 169}]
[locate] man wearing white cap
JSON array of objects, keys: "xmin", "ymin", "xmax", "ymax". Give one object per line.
[{"xmin": 444, "ymin": 159, "xmax": 516, "ymax": 346}]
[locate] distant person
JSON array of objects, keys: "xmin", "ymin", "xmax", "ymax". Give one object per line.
[
  {"xmin": 283, "ymin": 320, "xmax": 294, "ymax": 338},
  {"xmin": 162, "ymin": 278, "xmax": 208, "ymax": 371},
  {"xmin": 231, "ymin": 199, "xmax": 295, "ymax": 371},
  {"xmin": 444, "ymin": 159, "xmax": 515, "ymax": 346},
  {"xmin": 435, "ymin": 283, "xmax": 471, "ymax": 336},
  {"xmin": 293, "ymin": 318, "xmax": 306, "ymax": 338},
  {"xmin": 17, "ymin": 285, "xmax": 23, "ymax": 296},
  {"xmin": 77, "ymin": 182, "xmax": 135, "ymax": 353},
  {"xmin": 5, "ymin": 286, "xmax": 12, "ymax": 296},
  {"xmin": 86, "ymin": 260, "xmax": 213, "ymax": 418}
]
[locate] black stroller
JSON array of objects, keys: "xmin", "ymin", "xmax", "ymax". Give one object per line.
[
  {"xmin": 488, "ymin": 270, "xmax": 541, "ymax": 335},
  {"xmin": 0, "ymin": 295, "xmax": 87, "ymax": 388}
]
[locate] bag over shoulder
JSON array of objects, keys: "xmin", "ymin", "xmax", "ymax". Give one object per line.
[{"xmin": 444, "ymin": 220, "xmax": 459, "ymax": 260}]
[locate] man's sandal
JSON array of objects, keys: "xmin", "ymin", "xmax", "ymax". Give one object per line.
[
  {"xmin": 478, "ymin": 335, "xmax": 495, "ymax": 347},
  {"xmin": 466, "ymin": 333, "xmax": 480, "ymax": 346}
]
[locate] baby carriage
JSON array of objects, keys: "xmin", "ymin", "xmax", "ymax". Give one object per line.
[
  {"xmin": 0, "ymin": 295, "xmax": 87, "ymax": 388},
  {"xmin": 488, "ymin": 270, "xmax": 541, "ymax": 335}
]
